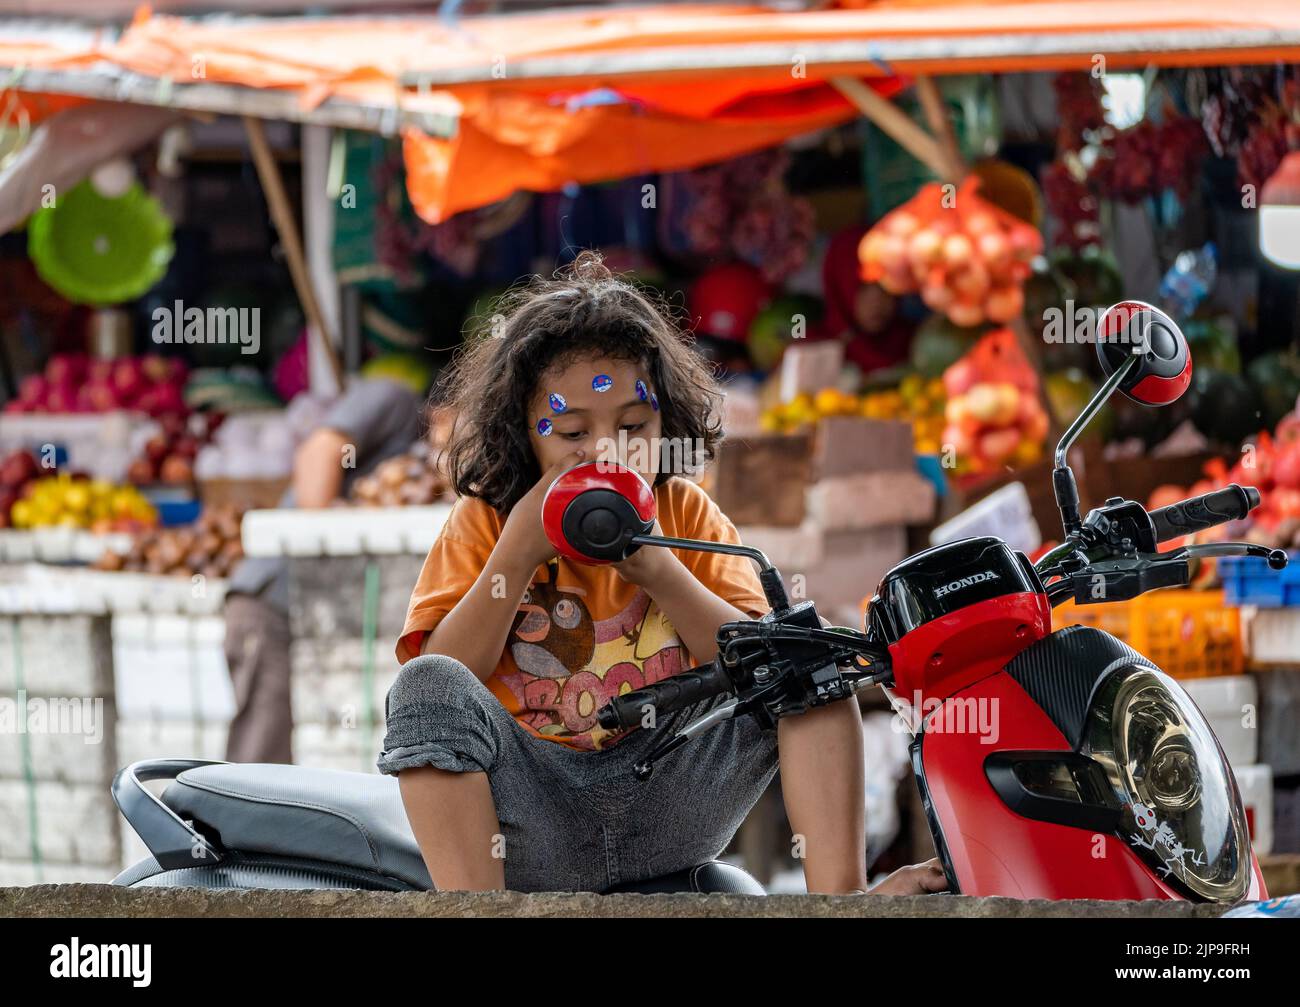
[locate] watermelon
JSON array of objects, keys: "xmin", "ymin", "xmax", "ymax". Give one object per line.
[
  {"xmin": 1247, "ymin": 352, "xmax": 1300, "ymax": 430},
  {"xmin": 910, "ymin": 315, "xmax": 983, "ymax": 378},
  {"xmin": 747, "ymin": 295, "xmax": 824, "ymax": 372},
  {"xmin": 1189, "ymin": 369, "xmax": 1264, "ymax": 446}
]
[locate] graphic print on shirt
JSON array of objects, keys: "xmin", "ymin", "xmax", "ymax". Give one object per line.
[{"xmin": 503, "ymin": 560, "xmax": 689, "ymax": 748}]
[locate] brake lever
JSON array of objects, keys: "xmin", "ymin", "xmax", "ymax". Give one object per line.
[
  {"xmin": 1054, "ymin": 552, "xmax": 1190, "ymax": 606},
  {"xmin": 633, "ymin": 694, "xmax": 756, "ymax": 780},
  {"xmin": 1165, "ymin": 542, "xmax": 1288, "ymax": 569}
]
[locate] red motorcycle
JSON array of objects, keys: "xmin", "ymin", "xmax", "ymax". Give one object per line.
[
  {"xmin": 545, "ymin": 301, "xmax": 1283, "ymax": 904},
  {"xmin": 111, "ymin": 301, "xmax": 1280, "ymax": 902}
]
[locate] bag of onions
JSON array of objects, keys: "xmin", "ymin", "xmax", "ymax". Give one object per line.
[
  {"xmin": 941, "ymin": 327, "xmax": 1051, "ymax": 477},
  {"xmin": 858, "ymin": 177, "xmax": 1042, "ymax": 329}
]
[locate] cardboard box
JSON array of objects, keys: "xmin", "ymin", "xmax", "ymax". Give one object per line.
[
  {"xmin": 711, "ymin": 433, "xmax": 812, "ymax": 527},
  {"xmin": 807, "ymin": 470, "xmax": 937, "ymax": 531},
  {"xmin": 813, "ymin": 418, "xmax": 914, "ymax": 480}
]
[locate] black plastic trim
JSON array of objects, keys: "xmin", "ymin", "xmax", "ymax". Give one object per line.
[
  {"xmin": 984, "ymin": 751, "xmax": 1123, "ymax": 833},
  {"xmin": 1004, "ymin": 627, "xmax": 1156, "ymax": 749},
  {"xmin": 910, "ymin": 735, "xmax": 960, "ymax": 895}
]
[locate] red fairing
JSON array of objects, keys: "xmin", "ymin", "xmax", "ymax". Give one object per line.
[
  {"xmin": 541, "ymin": 461, "xmax": 656, "ymax": 565},
  {"xmin": 888, "ymin": 591, "xmax": 1051, "ymax": 708},
  {"xmin": 920, "ymin": 671, "xmax": 1186, "ymax": 899},
  {"xmin": 920, "ymin": 670, "xmax": 1267, "ymax": 901},
  {"xmin": 1129, "ymin": 351, "xmax": 1192, "ymax": 406}
]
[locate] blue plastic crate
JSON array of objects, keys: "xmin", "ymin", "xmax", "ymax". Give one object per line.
[{"xmin": 1220, "ymin": 553, "xmax": 1300, "ymax": 607}]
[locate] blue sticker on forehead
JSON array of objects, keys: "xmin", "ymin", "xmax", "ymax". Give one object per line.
[
  {"xmin": 536, "ymin": 418, "xmax": 553, "ymax": 436},
  {"xmin": 635, "ymin": 379, "xmax": 648, "ymax": 401},
  {"xmin": 548, "ymin": 392, "xmax": 567, "ymax": 413},
  {"xmin": 650, "ymin": 392, "xmax": 660, "ymax": 412},
  {"xmin": 592, "ymin": 374, "xmax": 613, "ymax": 393}
]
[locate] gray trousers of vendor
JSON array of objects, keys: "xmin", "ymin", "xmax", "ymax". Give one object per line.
[
  {"xmin": 377, "ymin": 654, "xmax": 780, "ymax": 893},
  {"xmin": 223, "ymin": 594, "xmax": 293, "ymax": 765}
]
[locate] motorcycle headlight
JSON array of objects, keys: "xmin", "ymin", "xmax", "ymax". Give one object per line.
[{"xmin": 1084, "ymin": 666, "xmax": 1250, "ymax": 902}]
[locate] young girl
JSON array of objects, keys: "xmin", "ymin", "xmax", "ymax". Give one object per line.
[{"xmin": 377, "ymin": 252, "xmax": 946, "ymax": 896}]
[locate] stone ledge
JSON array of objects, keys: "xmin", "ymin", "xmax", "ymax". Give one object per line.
[{"xmin": 0, "ymin": 885, "xmax": 1227, "ymax": 919}]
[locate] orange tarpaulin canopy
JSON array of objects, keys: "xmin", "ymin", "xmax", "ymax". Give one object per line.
[{"xmin": 4, "ymin": 2, "xmax": 1300, "ymax": 219}]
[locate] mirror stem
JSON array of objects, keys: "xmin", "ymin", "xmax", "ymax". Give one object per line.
[
  {"xmin": 630, "ymin": 534, "xmax": 791, "ymax": 614},
  {"xmin": 1051, "ymin": 353, "xmax": 1137, "ymax": 537},
  {"xmin": 1053, "ymin": 352, "xmax": 1137, "ymax": 469}
]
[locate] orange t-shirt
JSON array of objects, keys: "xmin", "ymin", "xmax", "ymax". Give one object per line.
[{"xmin": 397, "ymin": 477, "xmax": 769, "ymax": 751}]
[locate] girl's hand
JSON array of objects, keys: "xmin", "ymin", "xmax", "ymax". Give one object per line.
[
  {"xmin": 611, "ymin": 518, "xmax": 672, "ymax": 589},
  {"xmin": 863, "ymin": 858, "xmax": 949, "ymax": 896},
  {"xmin": 499, "ymin": 449, "xmax": 586, "ymax": 572}
]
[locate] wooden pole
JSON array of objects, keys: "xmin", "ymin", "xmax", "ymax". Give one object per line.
[
  {"xmin": 830, "ymin": 76, "xmax": 949, "ymax": 181},
  {"xmin": 914, "ymin": 76, "xmax": 966, "ymax": 183},
  {"xmin": 242, "ymin": 115, "xmax": 344, "ymax": 389}
]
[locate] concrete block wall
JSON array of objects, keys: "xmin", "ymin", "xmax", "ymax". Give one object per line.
[
  {"xmin": 288, "ymin": 554, "xmax": 424, "ymax": 774},
  {"xmin": 0, "ymin": 614, "xmax": 121, "ymax": 885}
]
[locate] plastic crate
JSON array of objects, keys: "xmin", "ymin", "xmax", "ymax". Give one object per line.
[
  {"xmin": 1220, "ymin": 553, "xmax": 1300, "ymax": 608},
  {"xmin": 1052, "ymin": 589, "xmax": 1243, "ymax": 679}
]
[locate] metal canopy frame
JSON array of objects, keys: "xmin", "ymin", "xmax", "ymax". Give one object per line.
[
  {"xmin": 0, "ymin": 64, "xmax": 459, "ymax": 137},
  {"xmin": 399, "ymin": 26, "xmax": 1300, "ymax": 88}
]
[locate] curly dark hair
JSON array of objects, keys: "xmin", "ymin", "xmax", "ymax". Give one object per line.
[{"xmin": 437, "ymin": 251, "xmax": 725, "ymax": 513}]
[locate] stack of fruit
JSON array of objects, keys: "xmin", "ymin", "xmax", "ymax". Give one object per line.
[
  {"xmin": 94, "ymin": 503, "xmax": 244, "ymax": 578},
  {"xmin": 349, "ymin": 442, "xmax": 453, "ymax": 508},
  {"xmin": 5, "ymin": 353, "xmax": 189, "ymax": 417},
  {"xmin": 1150, "ymin": 411, "xmax": 1300, "ymax": 552},
  {"xmin": 941, "ymin": 333, "xmax": 1050, "ymax": 476},
  {"xmin": 757, "ymin": 377, "xmax": 946, "ymax": 455},
  {"xmin": 861, "ymin": 375, "xmax": 947, "ymax": 455},
  {"xmin": 760, "ymin": 386, "xmax": 858, "ymax": 433},
  {"xmin": 126, "ymin": 412, "xmax": 223, "ymax": 488},
  {"xmin": 0, "ymin": 450, "xmax": 40, "ymax": 528},
  {"xmin": 857, "ymin": 178, "xmax": 1042, "ymax": 328},
  {"xmin": 5, "ymin": 470, "xmax": 157, "ymax": 532}
]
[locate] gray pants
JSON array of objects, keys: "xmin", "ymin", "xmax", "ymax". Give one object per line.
[
  {"xmin": 223, "ymin": 594, "xmax": 293, "ymax": 765},
  {"xmin": 377, "ymin": 654, "xmax": 779, "ymax": 892}
]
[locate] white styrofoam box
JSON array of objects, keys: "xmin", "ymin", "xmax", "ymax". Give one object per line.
[
  {"xmin": 931, "ymin": 481, "xmax": 1041, "ymax": 555},
  {"xmin": 86, "ymin": 570, "xmax": 227, "ymax": 616},
  {"xmin": 0, "ymin": 860, "xmax": 119, "ymax": 886},
  {"xmin": 1235, "ymin": 763, "xmax": 1274, "ymax": 856},
  {"xmin": 0, "ymin": 779, "xmax": 120, "ymax": 865},
  {"xmin": 0, "ymin": 528, "xmax": 135, "ymax": 565},
  {"xmin": 1181, "ymin": 676, "xmax": 1258, "ymax": 768},
  {"xmin": 115, "ymin": 719, "xmax": 229, "ymax": 768},
  {"xmin": 0, "ymin": 565, "xmax": 225, "ymax": 616},
  {"xmin": 242, "ymin": 504, "xmax": 451, "ymax": 558},
  {"xmin": 0, "ymin": 709, "xmax": 116, "ymax": 784},
  {"xmin": 293, "ymin": 722, "xmax": 383, "ymax": 775},
  {"xmin": 1245, "ymin": 607, "xmax": 1300, "ymax": 665},
  {"xmin": 0, "ymin": 410, "xmax": 159, "ymax": 484},
  {"xmin": 0, "ymin": 614, "xmax": 113, "ymax": 697},
  {"xmin": 112, "ymin": 617, "xmax": 234, "ymax": 723}
]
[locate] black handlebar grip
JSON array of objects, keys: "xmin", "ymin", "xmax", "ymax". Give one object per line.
[
  {"xmin": 1150, "ymin": 484, "xmax": 1260, "ymax": 543},
  {"xmin": 596, "ymin": 662, "xmax": 733, "ymax": 731}
]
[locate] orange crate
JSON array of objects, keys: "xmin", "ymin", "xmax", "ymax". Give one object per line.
[{"xmin": 1052, "ymin": 590, "xmax": 1242, "ymax": 679}]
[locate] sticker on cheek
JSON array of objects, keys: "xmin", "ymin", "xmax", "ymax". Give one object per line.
[
  {"xmin": 650, "ymin": 392, "xmax": 660, "ymax": 412},
  {"xmin": 592, "ymin": 374, "xmax": 613, "ymax": 393},
  {"xmin": 536, "ymin": 418, "xmax": 553, "ymax": 437},
  {"xmin": 635, "ymin": 379, "xmax": 648, "ymax": 402},
  {"xmin": 548, "ymin": 392, "xmax": 567, "ymax": 413}
]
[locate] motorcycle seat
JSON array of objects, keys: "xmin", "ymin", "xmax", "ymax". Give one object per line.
[
  {"xmin": 159, "ymin": 762, "xmax": 764, "ymax": 895},
  {"xmin": 163, "ymin": 762, "xmax": 436, "ymax": 889}
]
